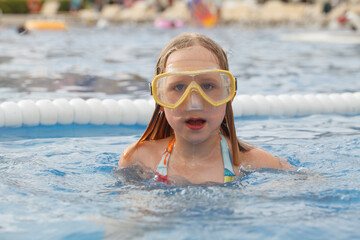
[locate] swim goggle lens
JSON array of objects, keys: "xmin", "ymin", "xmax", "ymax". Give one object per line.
[{"xmin": 150, "ymin": 69, "xmax": 237, "ymax": 109}]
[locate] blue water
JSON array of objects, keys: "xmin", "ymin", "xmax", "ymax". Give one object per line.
[{"xmin": 1, "ymin": 24, "xmax": 360, "ymax": 239}]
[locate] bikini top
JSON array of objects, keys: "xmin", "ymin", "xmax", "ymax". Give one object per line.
[{"xmin": 155, "ymin": 133, "xmax": 236, "ymax": 184}]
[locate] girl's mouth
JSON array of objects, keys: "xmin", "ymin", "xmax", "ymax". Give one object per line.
[{"xmin": 185, "ymin": 118, "xmax": 206, "ymax": 130}]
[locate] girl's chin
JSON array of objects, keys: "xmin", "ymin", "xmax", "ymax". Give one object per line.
[{"xmin": 180, "ymin": 132, "xmax": 210, "ymax": 145}]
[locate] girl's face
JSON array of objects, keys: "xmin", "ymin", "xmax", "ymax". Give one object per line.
[{"xmin": 163, "ymin": 45, "xmax": 227, "ymax": 144}]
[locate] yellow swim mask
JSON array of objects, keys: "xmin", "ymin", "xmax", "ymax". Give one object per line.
[{"xmin": 150, "ymin": 69, "xmax": 237, "ymax": 109}]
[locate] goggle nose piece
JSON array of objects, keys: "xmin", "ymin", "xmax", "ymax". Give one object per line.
[{"xmin": 185, "ymin": 89, "xmax": 204, "ymax": 111}]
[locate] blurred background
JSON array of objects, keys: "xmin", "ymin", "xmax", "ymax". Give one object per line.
[{"xmin": 0, "ymin": 0, "xmax": 359, "ymax": 29}]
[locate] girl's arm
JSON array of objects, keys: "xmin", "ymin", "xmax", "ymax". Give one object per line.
[{"xmin": 241, "ymin": 148, "xmax": 294, "ymax": 170}]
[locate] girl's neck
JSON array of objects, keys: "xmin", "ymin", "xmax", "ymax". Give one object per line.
[{"xmin": 172, "ymin": 132, "xmax": 220, "ymax": 163}]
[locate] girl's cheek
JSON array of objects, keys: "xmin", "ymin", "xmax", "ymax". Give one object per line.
[
  {"xmin": 165, "ymin": 108, "xmax": 182, "ymax": 118},
  {"xmin": 164, "ymin": 110, "xmax": 181, "ymax": 126}
]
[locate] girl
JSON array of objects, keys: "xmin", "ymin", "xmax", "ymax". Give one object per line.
[{"xmin": 119, "ymin": 32, "xmax": 293, "ymax": 184}]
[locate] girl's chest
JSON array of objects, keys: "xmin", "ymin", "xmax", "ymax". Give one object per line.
[{"xmin": 167, "ymin": 156, "xmax": 226, "ymax": 184}]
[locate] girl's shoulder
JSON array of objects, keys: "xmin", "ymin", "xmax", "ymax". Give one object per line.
[
  {"xmin": 118, "ymin": 137, "xmax": 174, "ymax": 170},
  {"xmin": 221, "ymin": 135, "xmax": 292, "ymax": 170}
]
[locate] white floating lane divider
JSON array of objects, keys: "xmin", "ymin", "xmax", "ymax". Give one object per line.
[{"xmin": 0, "ymin": 93, "xmax": 359, "ymax": 127}]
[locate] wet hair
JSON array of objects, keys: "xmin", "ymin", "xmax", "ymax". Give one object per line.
[{"xmin": 124, "ymin": 32, "xmax": 252, "ymax": 166}]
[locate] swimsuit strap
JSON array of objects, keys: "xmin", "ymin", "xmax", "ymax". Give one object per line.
[
  {"xmin": 220, "ymin": 133, "xmax": 236, "ymax": 183},
  {"xmin": 155, "ymin": 134, "xmax": 236, "ymax": 183},
  {"xmin": 155, "ymin": 137, "xmax": 175, "ymax": 183}
]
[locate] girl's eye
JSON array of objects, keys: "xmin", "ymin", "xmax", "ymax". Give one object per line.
[
  {"xmin": 174, "ymin": 84, "xmax": 185, "ymax": 91},
  {"xmin": 202, "ymin": 83, "xmax": 213, "ymax": 90}
]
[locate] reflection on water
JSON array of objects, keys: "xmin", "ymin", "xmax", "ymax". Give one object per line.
[
  {"xmin": 0, "ymin": 25, "xmax": 165, "ymax": 101},
  {"xmin": 0, "ymin": 72, "xmax": 148, "ymax": 98},
  {"xmin": 99, "ymin": 165, "xmax": 349, "ymax": 239},
  {"xmin": 0, "ymin": 56, "xmax": 13, "ymax": 64},
  {"xmin": 0, "ymin": 25, "xmax": 360, "ymax": 102}
]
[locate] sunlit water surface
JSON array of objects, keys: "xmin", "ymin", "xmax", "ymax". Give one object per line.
[{"xmin": 0, "ymin": 24, "xmax": 360, "ymax": 239}]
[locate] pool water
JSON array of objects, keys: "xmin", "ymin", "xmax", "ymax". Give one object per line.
[{"xmin": 1, "ymin": 24, "xmax": 360, "ymax": 239}]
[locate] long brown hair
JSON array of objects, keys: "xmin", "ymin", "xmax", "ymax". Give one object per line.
[{"xmin": 125, "ymin": 32, "xmax": 252, "ymax": 166}]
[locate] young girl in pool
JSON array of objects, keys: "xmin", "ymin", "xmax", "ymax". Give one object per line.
[{"xmin": 119, "ymin": 32, "xmax": 293, "ymax": 184}]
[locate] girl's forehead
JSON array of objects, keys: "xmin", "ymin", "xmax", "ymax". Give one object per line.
[{"xmin": 165, "ymin": 46, "xmax": 220, "ymax": 72}]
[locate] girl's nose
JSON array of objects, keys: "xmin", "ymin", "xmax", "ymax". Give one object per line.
[{"xmin": 185, "ymin": 90, "xmax": 204, "ymax": 111}]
